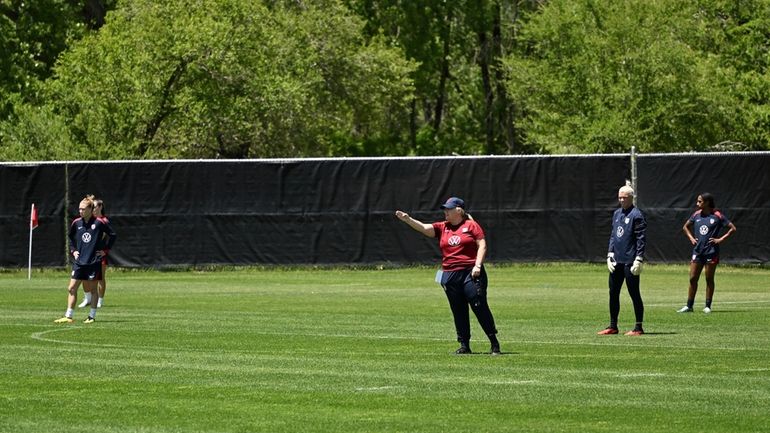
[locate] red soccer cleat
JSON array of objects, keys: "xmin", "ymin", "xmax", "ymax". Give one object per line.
[
  {"xmin": 597, "ymin": 327, "xmax": 619, "ymax": 335},
  {"xmin": 624, "ymin": 329, "xmax": 644, "ymax": 336}
]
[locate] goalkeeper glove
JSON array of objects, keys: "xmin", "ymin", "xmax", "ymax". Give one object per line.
[
  {"xmin": 630, "ymin": 256, "xmax": 644, "ymax": 276},
  {"xmin": 607, "ymin": 253, "xmax": 616, "ymax": 273}
]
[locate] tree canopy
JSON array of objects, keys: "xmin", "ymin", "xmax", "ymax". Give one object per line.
[
  {"xmin": 504, "ymin": 0, "xmax": 770, "ymax": 153},
  {"xmin": 1, "ymin": 0, "xmax": 769, "ymax": 160}
]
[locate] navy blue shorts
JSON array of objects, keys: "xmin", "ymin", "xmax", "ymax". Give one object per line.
[
  {"xmin": 691, "ymin": 252, "xmax": 719, "ymax": 265},
  {"xmin": 71, "ymin": 263, "xmax": 102, "ymax": 281}
]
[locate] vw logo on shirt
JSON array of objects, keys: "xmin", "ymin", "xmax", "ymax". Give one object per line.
[
  {"xmin": 448, "ymin": 235, "xmax": 462, "ymax": 246},
  {"xmin": 616, "ymin": 226, "xmax": 624, "ymax": 237},
  {"xmin": 699, "ymin": 225, "xmax": 709, "ymax": 235},
  {"xmin": 81, "ymin": 233, "xmax": 92, "ymax": 243}
]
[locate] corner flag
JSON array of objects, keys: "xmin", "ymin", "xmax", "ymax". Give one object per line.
[
  {"xmin": 28, "ymin": 204, "xmax": 38, "ymax": 279},
  {"xmin": 30, "ymin": 204, "xmax": 38, "ymax": 229}
]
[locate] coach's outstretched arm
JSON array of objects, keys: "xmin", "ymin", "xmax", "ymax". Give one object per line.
[{"xmin": 395, "ymin": 210, "xmax": 435, "ymax": 238}]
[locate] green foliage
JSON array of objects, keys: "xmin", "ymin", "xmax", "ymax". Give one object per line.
[
  {"xmin": 1, "ymin": 0, "xmax": 80, "ymax": 121},
  {"xmin": 3, "ymin": 0, "xmax": 770, "ymax": 158},
  {"xmin": 504, "ymin": 0, "xmax": 770, "ymax": 153},
  {"xmin": 0, "ymin": 1, "xmax": 118, "ymax": 109},
  {"xmin": 0, "ymin": 94, "xmax": 77, "ymax": 160},
  {"xmin": 40, "ymin": 0, "xmax": 415, "ymax": 159},
  {"xmin": 0, "ymin": 0, "xmax": 115, "ymax": 158},
  {"xmin": 349, "ymin": 0, "xmax": 502, "ymax": 155},
  {"xmin": 690, "ymin": 0, "xmax": 770, "ymax": 150}
]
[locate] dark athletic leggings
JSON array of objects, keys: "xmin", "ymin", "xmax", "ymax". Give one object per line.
[
  {"xmin": 441, "ymin": 266, "xmax": 498, "ymax": 344},
  {"xmin": 608, "ymin": 263, "xmax": 644, "ymax": 324}
]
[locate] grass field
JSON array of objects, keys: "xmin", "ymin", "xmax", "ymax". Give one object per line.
[{"xmin": 1, "ymin": 264, "xmax": 769, "ymax": 433}]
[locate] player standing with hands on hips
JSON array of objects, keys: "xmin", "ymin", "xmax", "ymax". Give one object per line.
[
  {"xmin": 54, "ymin": 196, "xmax": 117, "ymax": 324},
  {"xmin": 396, "ymin": 197, "xmax": 501, "ymax": 355},
  {"xmin": 599, "ymin": 182, "xmax": 647, "ymax": 336},
  {"xmin": 677, "ymin": 193, "xmax": 736, "ymax": 314}
]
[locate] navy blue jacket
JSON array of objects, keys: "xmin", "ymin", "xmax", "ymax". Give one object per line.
[
  {"xmin": 69, "ymin": 216, "xmax": 117, "ymax": 266},
  {"xmin": 608, "ymin": 206, "xmax": 646, "ymax": 264}
]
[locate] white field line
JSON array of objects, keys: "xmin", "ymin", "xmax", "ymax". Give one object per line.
[
  {"xmin": 30, "ymin": 327, "xmax": 124, "ymax": 348},
  {"xmin": 29, "ymin": 325, "xmax": 769, "ymax": 354},
  {"xmin": 645, "ymin": 299, "xmax": 770, "ymax": 307}
]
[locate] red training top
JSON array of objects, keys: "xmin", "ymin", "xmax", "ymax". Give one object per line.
[{"xmin": 432, "ymin": 219, "xmax": 485, "ymax": 271}]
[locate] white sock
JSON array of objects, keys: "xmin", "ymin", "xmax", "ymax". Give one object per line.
[
  {"xmin": 65, "ymin": 308, "xmax": 74, "ymax": 318},
  {"xmin": 89, "ymin": 308, "xmax": 97, "ymax": 319},
  {"xmin": 84, "ymin": 292, "xmax": 92, "ymax": 303}
]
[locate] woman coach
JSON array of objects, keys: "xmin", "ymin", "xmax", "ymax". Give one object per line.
[{"xmin": 395, "ymin": 197, "xmax": 501, "ymax": 355}]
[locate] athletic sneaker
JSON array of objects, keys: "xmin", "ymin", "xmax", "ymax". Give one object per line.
[
  {"xmin": 703, "ymin": 307, "xmax": 712, "ymax": 314},
  {"xmin": 77, "ymin": 298, "xmax": 90, "ymax": 308},
  {"xmin": 54, "ymin": 317, "xmax": 74, "ymax": 324},
  {"xmin": 490, "ymin": 345, "xmax": 501, "ymax": 355},
  {"xmin": 455, "ymin": 346, "xmax": 472, "ymax": 355},
  {"xmin": 625, "ymin": 328, "xmax": 644, "ymax": 336},
  {"xmin": 597, "ymin": 327, "xmax": 619, "ymax": 335},
  {"xmin": 677, "ymin": 306, "xmax": 693, "ymax": 313},
  {"xmin": 83, "ymin": 316, "xmax": 95, "ymax": 324}
]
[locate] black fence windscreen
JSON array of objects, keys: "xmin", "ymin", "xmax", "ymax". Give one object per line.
[
  {"xmin": 2, "ymin": 153, "xmax": 768, "ymax": 268},
  {"xmin": 637, "ymin": 153, "xmax": 770, "ymax": 264}
]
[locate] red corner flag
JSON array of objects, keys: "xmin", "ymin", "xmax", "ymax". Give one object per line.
[
  {"xmin": 29, "ymin": 204, "xmax": 38, "ymax": 279},
  {"xmin": 30, "ymin": 204, "xmax": 38, "ymax": 229}
]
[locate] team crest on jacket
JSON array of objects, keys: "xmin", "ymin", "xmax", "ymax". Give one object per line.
[
  {"xmin": 616, "ymin": 227, "xmax": 624, "ymax": 237},
  {"xmin": 624, "ymin": 217, "xmax": 630, "ymax": 224},
  {"xmin": 448, "ymin": 235, "xmax": 462, "ymax": 246},
  {"xmin": 91, "ymin": 224, "xmax": 96, "ymax": 229},
  {"xmin": 81, "ymin": 233, "xmax": 92, "ymax": 243}
]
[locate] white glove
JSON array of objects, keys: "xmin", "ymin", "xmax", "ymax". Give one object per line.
[
  {"xmin": 606, "ymin": 253, "xmax": 616, "ymax": 273},
  {"xmin": 630, "ymin": 256, "xmax": 644, "ymax": 276}
]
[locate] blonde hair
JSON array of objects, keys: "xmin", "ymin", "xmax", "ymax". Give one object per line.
[
  {"xmin": 456, "ymin": 208, "xmax": 474, "ymax": 221},
  {"xmin": 80, "ymin": 196, "xmax": 94, "ymax": 208},
  {"xmin": 618, "ymin": 180, "xmax": 634, "ymax": 197}
]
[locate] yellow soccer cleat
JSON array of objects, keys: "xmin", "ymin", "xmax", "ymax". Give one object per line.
[
  {"xmin": 54, "ymin": 317, "xmax": 74, "ymax": 324},
  {"xmin": 83, "ymin": 316, "xmax": 95, "ymax": 324}
]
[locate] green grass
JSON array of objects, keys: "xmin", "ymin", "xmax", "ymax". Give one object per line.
[{"xmin": 1, "ymin": 264, "xmax": 769, "ymax": 433}]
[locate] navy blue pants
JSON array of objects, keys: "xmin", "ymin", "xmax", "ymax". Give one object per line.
[
  {"xmin": 608, "ymin": 263, "xmax": 644, "ymax": 324},
  {"xmin": 440, "ymin": 266, "xmax": 498, "ymax": 344}
]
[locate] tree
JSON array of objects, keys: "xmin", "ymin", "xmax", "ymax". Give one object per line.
[
  {"xmin": 348, "ymin": 0, "xmax": 538, "ymax": 155},
  {"xmin": 6, "ymin": 0, "xmax": 415, "ymax": 160},
  {"xmin": 0, "ymin": 0, "xmax": 114, "ymax": 115},
  {"xmin": 0, "ymin": 0, "xmax": 117, "ymax": 159},
  {"xmin": 503, "ymin": 0, "xmax": 770, "ymax": 153},
  {"xmin": 688, "ymin": 0, "xmax": 770, "ymax": 150}
]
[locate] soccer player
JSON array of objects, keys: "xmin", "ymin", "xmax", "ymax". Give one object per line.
[
  {"xmin": 598, "ymin": 182, "xmax": 647, "ymax": 336},
  {"xmin": 78, "ymin": 198, "xmax": 112, "ymax": 308},
  {"xmin": 396, "ymin": 197, "xmax": 501, "ymax": 355},
  {"xmin": 677, "ymin": 193, "xmax": 737, "ymax": 314},
  {"xmin": 55, "ymin": 196, "xmax": 117, "ymax": 324}
]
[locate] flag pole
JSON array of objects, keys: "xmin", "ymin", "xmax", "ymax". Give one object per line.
[
  {"xmin": 28, "ymin": 203, "xmax": 37, "ymax": 280},
  {"xmin": 28, "ymin": 204, "xmax": 34, "ymax": 280}
]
